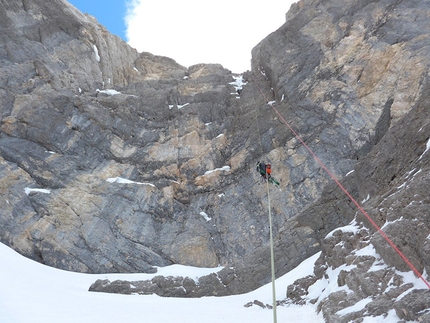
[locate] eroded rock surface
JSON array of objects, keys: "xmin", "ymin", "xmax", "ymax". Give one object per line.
[{"xmin": 1, "ymin": 1, "xmax": 429, "ymax": 313}]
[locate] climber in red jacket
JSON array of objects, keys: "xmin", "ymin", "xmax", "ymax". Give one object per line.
[{"xmin": 256, "ymin": 161, "xmax": 271, "ymax": 180}]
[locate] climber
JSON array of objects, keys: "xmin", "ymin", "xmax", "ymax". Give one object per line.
[
  {"xmin": 266, "ymin": 163, "xmax": 272, "ymax": 178},
  {"xmin": 256, "ymin": 161, "xmax": 271, "ymax": 180},
  {"xmin": 256, "ymin": 161, "xmax": 280, "ymax": 187}
]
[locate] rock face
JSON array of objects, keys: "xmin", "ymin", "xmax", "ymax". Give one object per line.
[
  {"xmin": 1, "ymin": 0, "xmax": 321, "ymax": 285},
  {"xmin": 89, "ymin": 266, "xmax": 239, "ymax": 298},
  {"xmin": 0, "ymin": 0, "xmax": 429, "ymax": 319},
  {"xmin": 285, "ymin": 138, "xmax": 430, "ymax": 321}
]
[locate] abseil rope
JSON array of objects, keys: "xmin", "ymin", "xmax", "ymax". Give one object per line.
[
  {"xmin": 249, "ymin": 77, "xmax": 278, "ymax": 322},
  {"xmin": 266, "ymin": 172, "xmax": 277, "ymax": 323},
  {"xmin": 252, "ymin": 77, "xmax": 430, "ymax": 289}
]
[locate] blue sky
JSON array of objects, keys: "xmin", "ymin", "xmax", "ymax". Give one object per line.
[
  {"xmin": 67, "ymin": 0, "xmax": 296, "ymax": 72},
  {"xmin": 68, "ymin": 0, "xmax": 127, "ymax": 40}
]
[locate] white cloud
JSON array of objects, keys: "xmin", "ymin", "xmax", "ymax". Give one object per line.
[{"xmin": 125, "ymin": 0, "xmax": 297, "ymax": 73}]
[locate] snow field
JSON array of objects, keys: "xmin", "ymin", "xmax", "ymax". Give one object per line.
[{"xmin": 0, "ymin": 243, "xmax": 323, "ymax": 323}]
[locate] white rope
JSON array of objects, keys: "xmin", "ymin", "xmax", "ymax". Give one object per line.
[
  {"xmin": 266, "ymin": 177, "xmax": 277, "ymax": 323},
  {"xmin": 251, "ymin": 75, "xmax": 278, "ymax": 321}
]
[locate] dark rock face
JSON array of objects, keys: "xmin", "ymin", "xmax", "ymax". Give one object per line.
[
  {"xmin": 89, "ymin": 266, "xmax": 238, "ymax": 298},
  {"xmin": 1, "ymin": 0, "xmax": 320, "ymax": 286},
  {"xmin": 0, "ymin": 1, "xmax": 429, "ymax": 317},
  {"xmin": 284, "ymin": 93, "xmax": 430, "ymax": 320}
]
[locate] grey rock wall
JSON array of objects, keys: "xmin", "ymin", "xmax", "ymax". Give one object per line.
[
  {"xmin": 1, "ymin": 0, "xmax": 429, "ymax": 307},
  {"xmin": 283, "ymin": 80, "xmax": 430, "ymax": 322}
]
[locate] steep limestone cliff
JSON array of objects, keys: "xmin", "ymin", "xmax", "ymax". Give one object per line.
[{"xmin": 1, "ymin": 0, "xmax": 429, "ymax": 320}]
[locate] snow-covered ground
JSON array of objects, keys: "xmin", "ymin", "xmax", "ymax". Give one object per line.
[
  {"xmin": 0, "ymin": 242, "xmax": 323, "ymax": 323},
  {"xmin": 1, "ymin": 237, "xmax": 426, "ymax": 323}
]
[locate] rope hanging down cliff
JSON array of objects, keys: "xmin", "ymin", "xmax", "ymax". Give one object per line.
[
  {"xmin": 251, "ymin": 75, "xmax": 430, "ymax": 290},
  {"xmin": 248, "ymin": 75, "xmax": 279, "ymax": 323}
]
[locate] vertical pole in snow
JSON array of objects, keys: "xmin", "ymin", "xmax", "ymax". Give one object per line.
[{"xmin": 266, "ymin": 178, "xmax": 277, "ymax": 323}]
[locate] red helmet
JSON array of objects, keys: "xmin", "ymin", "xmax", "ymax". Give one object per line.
[{"xmin": 267, "ymin": 164, "xmax": 271, "ymax": 168}]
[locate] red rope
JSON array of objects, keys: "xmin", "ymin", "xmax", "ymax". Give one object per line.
[{"xmin": 252, "ymin": 78, "xmax": 430, "ymax": 289}]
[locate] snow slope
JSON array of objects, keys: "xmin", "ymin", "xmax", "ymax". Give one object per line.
[
  {"xmin": 1, "ymin": 239, "xmax": 425, "ymax": 322},
  {"xmin": 0, "ymin": 242, "xmax": 323, "ymax": 323}
]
